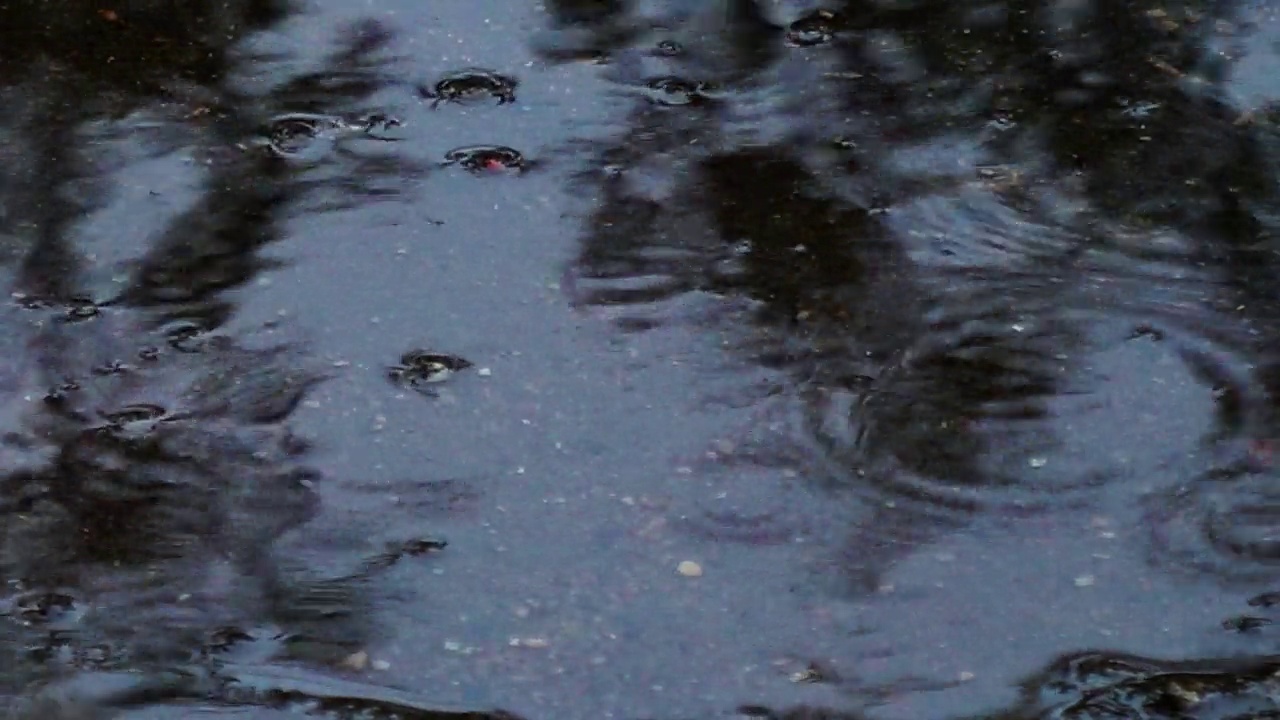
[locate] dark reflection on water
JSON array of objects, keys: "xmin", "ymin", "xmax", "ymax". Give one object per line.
[
  {"xmin": 0, "ymin": 2, "xmax": 477, "ymax": 719},
  {"xmin": 556, "ymin": 0, "xmax": 1280, "ymax": 589},
  {"xmin": 550, "ymin": 0, "xmax": 1280, "ymax": 715},
  {"xmin": 732, "ymin": 648, "xmax": 1280, "ymax": 720},
  {"xmin": 11, "ymin": 0, "xmax": 1280, "ymax": 718}
]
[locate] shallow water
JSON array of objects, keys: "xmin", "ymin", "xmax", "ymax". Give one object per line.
[{"xmin": 6, "ymin": 1, "xmax": 1280, "ymax": 719}]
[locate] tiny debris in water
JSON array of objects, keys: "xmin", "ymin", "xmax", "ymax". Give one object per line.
[
  {"xmin": 677, "ymin": 560, "xmax": 703, "ymax": 577},
  {"xmin": 509, "ymin": 636, "xmax": 550, "ymax": 649}
]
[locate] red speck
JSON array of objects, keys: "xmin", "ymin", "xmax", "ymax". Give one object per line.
[{"xmin": 483, "ymin": 159, "xmax": 505, "ymax": 171}]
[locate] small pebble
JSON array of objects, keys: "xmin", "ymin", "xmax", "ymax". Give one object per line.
[
  {"xmin": 677, "ymin": 560, "xmax": 703, "ymax": 577},
  {"xmin": 341, "ymin": 651, "xmax": 369, "ymax": 670}
]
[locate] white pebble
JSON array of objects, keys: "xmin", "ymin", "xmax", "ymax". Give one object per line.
[{"xmin": 677, "ymin": 560, "xmax": 703, "ymax": 577}]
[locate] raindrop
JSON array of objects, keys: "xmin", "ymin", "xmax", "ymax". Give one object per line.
[{"xmin": 418, "ymin": 68, "xmax": 518, "ymax": 108}]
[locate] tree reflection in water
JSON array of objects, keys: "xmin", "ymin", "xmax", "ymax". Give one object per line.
[
  {"xmin": 8, "ymin": 0, "xmax": 1280, "ymax": 718},
  {"xmin": 551, "ymin": 1, "xmax": 1280, "ymax": 717},
  {"xmin": 0, "ymin": 3, "xmax": 450, "ymax": 719}
]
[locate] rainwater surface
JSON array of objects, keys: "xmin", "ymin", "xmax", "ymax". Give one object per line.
[{"xmin": 5, "ymin": 2, "xmax": 1280, "ymax": 720}]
